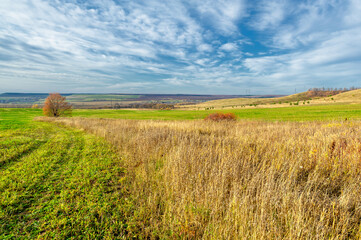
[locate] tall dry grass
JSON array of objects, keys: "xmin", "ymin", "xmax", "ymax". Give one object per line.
[{"xmin": 38, "ymin": 117, "xmax": 361, "ymax": 239}]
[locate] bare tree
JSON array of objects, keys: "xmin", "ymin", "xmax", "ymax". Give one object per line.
[{"xmin": 43, "ymin": 93, "xmax": 72, "ymax": 117}]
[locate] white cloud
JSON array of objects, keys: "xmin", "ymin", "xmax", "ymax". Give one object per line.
[
  {"xmin": 249, "ymin": 0, "xmax": 287, "ymax": 31},
  {"xmin": 191, "ymin": 0, "xmax": 246, "ymax": 35},
  {"xmin": 164, "ymin": 77, "xmax": 191, "ymax": 86},
  {"xmin": 197, "ymin": 44, "xmax": 213, "ymax": 52},
  {"xmin": 248, "ymin": 0, "xmax": 355, "ymax": 50},
  {"xmin": 344, "ymin": 0, "xmax": 361, "ymax": 26},
  {"xmin": 219, "ymin": 43, "xmax": 238, "ymax": 51}
]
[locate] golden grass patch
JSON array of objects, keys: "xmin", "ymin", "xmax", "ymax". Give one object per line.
[{"xmin": 38, "ymin": 117, "xmax": 361, "ymax": 239}]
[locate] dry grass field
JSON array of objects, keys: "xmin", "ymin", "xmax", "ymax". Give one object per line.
[
  {"xmin": 38, "ymin": 117, "xmax": 361, "ymax": 239},
  {"xmin": 331, "ymin": 89, "xmax": 361, "ymax": 103},
  {"xmin": 184, "ymin": 89, "xmax": 361, "ymax": 110},
  {"xmin": 182, "ymin": 91, "xmax": 316, "ymax": 109}
]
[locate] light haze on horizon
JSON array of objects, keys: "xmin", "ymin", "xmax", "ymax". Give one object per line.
[{"xmin": 1, "ymin": 0, "xmax": 361, "ymax": 95}]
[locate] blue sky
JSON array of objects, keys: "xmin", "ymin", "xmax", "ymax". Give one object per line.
[{"xmin": 1, "ymin": 0, "xmax": 361, "ymax": 94}]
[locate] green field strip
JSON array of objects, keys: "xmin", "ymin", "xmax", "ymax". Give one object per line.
[
  {"xmin": 2, "ymin": 105, "xmax": 361, "ymax": 123},
  {"xmin": 68, "ymin": 104, "xmax": 361, "ymax": 121}
]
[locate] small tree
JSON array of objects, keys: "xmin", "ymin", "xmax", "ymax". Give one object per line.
[{"xmin": 43, "ymin": 93, "xmax": 72, "ymax": 117}]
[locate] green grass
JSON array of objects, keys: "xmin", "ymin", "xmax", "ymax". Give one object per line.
[
  {"xmin": 0, "ymin": 108, "xmax": 42, "ymax": 130},
  {"xmin": 2, "ymin": 104, "xmax": 361, "ymax": 124},
  {"xmin": 0, "ymin": 109, "xmax": 138, "ymax": 239},
  {"xmin": 71, "ymin": 104, "xmax": 361, "ymax": 121}
]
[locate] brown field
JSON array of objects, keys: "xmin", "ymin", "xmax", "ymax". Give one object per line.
[{"xmin": 36, "ymin": 116, "xmax": 361, "ymax": 239}]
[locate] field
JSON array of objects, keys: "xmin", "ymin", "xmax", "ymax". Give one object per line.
[
  {"xmin": 69, "ymin": 104, "xmax": 361, "ymax": 121},
  {"xmin": 2, "ymin": 105, "xmax": 361, "ymax": 238},
  {"xmin": 2, "ymin": 103, "xmax": 361, "ymax": 122},
  {"xmin": 38, "ymin": 115, "xmax": 361, "ymax": 239}
]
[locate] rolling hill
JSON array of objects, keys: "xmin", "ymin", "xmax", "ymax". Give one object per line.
[
  {"xmin": 188, "ymin": 90, "xmax": 351, "ymax": 109},
  {"xmin": 330, "ymin": 89, "xmax": 361, "ymax": 102}
]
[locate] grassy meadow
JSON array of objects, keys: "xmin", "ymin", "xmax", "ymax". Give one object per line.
[
  {"xmin": 3, "ymin": 103, "xmax": 361, "ymax": 123},
  {"xmin": 2, "ymin": 104, "xmax": 361, "ymax": 238},
  {"xmin": 70, "ymin": 104, "xmax": 361, "ymax": 121},
  {"xmin": 38, "ymin": 116, "xmax": 361, "ymax": 239},
  {"xmin": 4, "ymin": 103, "xmax": 361, "ymax": 122}
]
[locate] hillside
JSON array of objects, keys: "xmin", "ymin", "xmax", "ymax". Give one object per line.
[
  {"xmin": 330, "ymin": 89, "xmax": 361, "ymax": 102},
  {"xmin": 188, "ymin": 90, "xmax": 348, "ymax": 109}
]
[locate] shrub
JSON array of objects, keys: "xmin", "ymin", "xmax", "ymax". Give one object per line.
[
  {"xmin": 32, "ymin": 104, "xmax": 39, "ymax": 109},
  {"xmin": 204, "ymin": 112, "xmax": 237, "ymax": 122}
]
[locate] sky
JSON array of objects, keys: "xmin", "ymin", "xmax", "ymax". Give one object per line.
[{"xmin": 0, "ymin": 0, "xmax": 361, "ymax": 95}]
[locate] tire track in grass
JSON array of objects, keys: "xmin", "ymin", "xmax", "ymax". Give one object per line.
[
  {"xmin": 0, "ymin": 126, "xmax": 74, "ymax": 237},
  {"xmin": 0, "ymin": 124, "xmax": 56, "ymax": 169},
  {"xmin": 0, "ymin": 139, "xmax": 47, "ymax": 169},
  {"xmin": 35, "ymin": 132, "xmax": 128, "ymax": 239},
  {"xmin": 9, "ymin": 129, "xmax": 84, "ymax": 239},
  {"xmin": 1, "ymin": 124, "xmax": 130, "ymax": 239},
  {"xmin": 0, "ymin": 137, "xmax": 32, "ymax": 149}
]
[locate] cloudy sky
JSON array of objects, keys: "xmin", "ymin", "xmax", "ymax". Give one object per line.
[{"xmin": 1, "ymin": 0, "xmax": 361, "ymax": 94}]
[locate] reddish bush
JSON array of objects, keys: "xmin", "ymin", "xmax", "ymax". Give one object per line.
[
  {"xmin": 43, "ymin": 93, "xmax": 72, "ymax": 117},
  {"xmin": 204, "ymin": 112, "xmax": 237, "ymax": 122}
]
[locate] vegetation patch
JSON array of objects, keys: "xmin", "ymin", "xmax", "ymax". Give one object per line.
[{"xmin": 204, "ymin": 112, "xmax": 237, "ymax": 121}]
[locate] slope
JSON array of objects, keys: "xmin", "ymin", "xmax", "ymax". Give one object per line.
[
  {"xmin": 330, "ymin": 89, "xmax": 361, "ymax": 102},
  {"xmin": 188, "ymin": 91, "xmax": 317, "ymax": 109}
]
